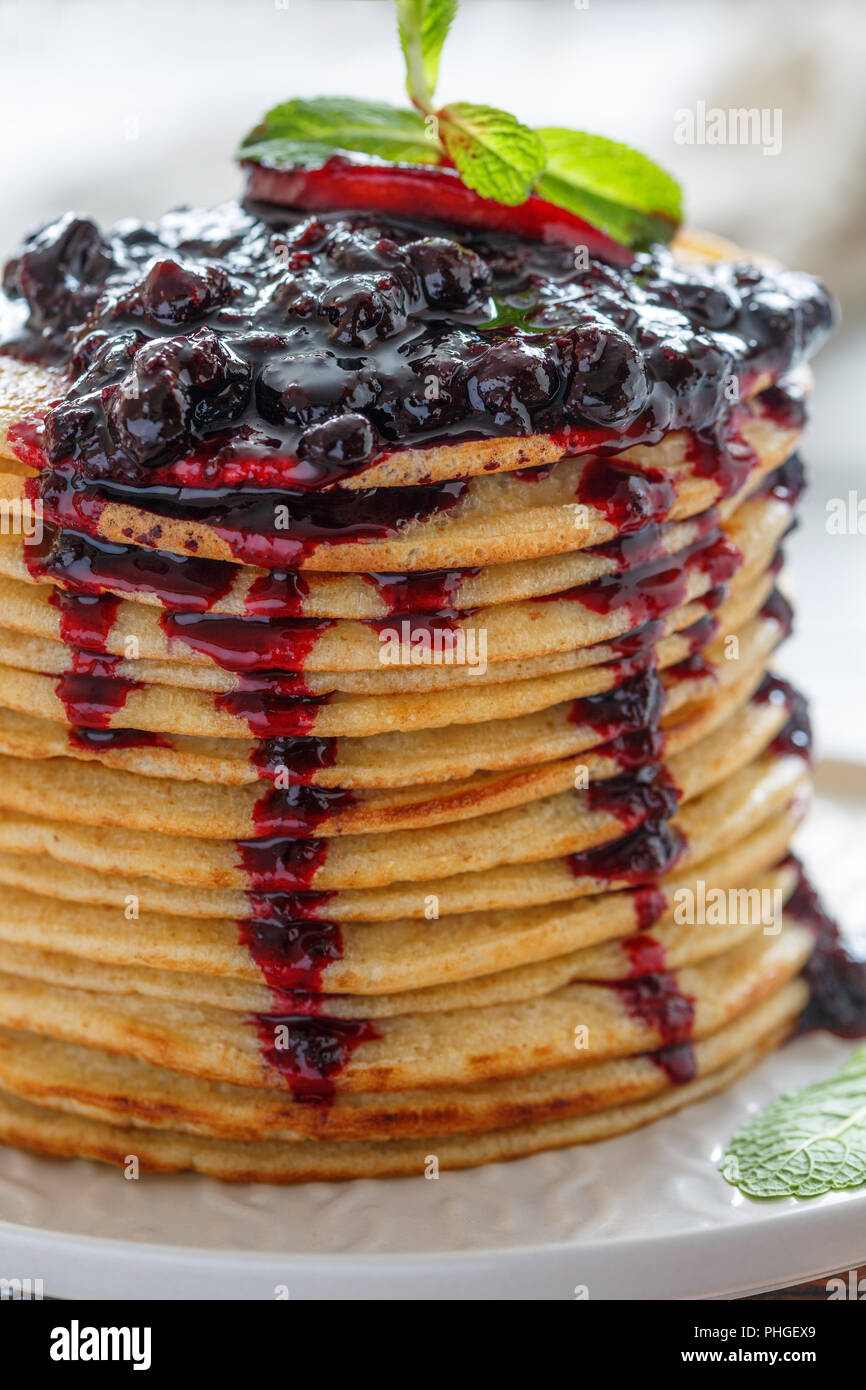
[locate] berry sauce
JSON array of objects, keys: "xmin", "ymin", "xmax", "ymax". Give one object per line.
[
  {"xmin": 0, "ymin": 192, "xmax": 832, "ymax": 1108},
  {"xmin": 790, "ymin": 860, "xmax": 866, "ymax": 1038},
  {"xmin": 238, "ymin": 916, "xmax": 344, "ymax": 994},
  {"xmin": 249, "ymin": 783, "xmax": 356, "ymax": 838},
  {"xmin": 250, "ymin": 734, "xmax": 338, "ymax": 783},
  {"xmin": 567, "ymin": 670, "xmax": 664, "ymax": 743},
  {"xmin": 608, "ymin": 973, "xmax": 697, "ymax": 1084},
  {"xmin": 25, "ymin": 526, "xmax": 237, "ymax": 612},
  {"xmin": 542, "ymin": 530, "xmax": 742, "ymax": 630},
  {"xmin": 236, "ymin": 835, "xmax": 328, "ymax": 892},
  {"xmin": 568, "ymin": 819, "xmax": 687, "ymax": 887},
  {"xmin": 753, "ymin": 673, "xmax": 812, "ymax": 763},
  {"xmin": 1, "ymin": 203, "xmax": 835, "ymax": 499},
  {"xmin": 253, "ymin": 1014, "xmax": 379, "ymax": 1103},
  {"xmin": 160, "ymin": 610, "xmax": 332, "ymax": 672},
  {"xmin": 47, "ymin": 589, "xmax": 146, "ymax": 746}
]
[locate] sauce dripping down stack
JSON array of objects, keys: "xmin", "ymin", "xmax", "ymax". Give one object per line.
[{"xmin": 0, "ymin": 201, "xmax": 850, "ymax": 1180}]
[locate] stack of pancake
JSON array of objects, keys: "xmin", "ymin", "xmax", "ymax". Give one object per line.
[{"xmin": 0, "ymin": 215, "xmax": 832, "ymax": 1181}]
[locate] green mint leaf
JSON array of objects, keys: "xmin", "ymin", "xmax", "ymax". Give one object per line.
[
  {"xmin": 397, "ymin": 0, "xmax": 458, "ymax": 109},
  {"xmin": 535, "ymin": 128, "xmax": 682, "ymax": 248},
  {"xmin": 721, "ymin": 1045, "xmax": 866, "ymax": 1199},
  {"xmin": 439, "ymin": 102, "xmax": 546, "ymax": 206},
  {"xmin": 238, "ymin": 97, "xmax": 440, "ymax": 165}
]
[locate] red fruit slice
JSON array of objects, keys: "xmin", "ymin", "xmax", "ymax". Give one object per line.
[{"xmin": 243, "ymin": 155, "xmax": 634, "ymax": 266}]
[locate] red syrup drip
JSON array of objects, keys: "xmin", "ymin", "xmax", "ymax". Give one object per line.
[
  {"xmin": 608, "ymin": 619, "xmax": 667, "ymax": 658},
  {"xmin": 787, "ymin": 857, "xmax": 866, "ymax": 1039},
  {"xmin": 662, "ymin": 651, "xmax": 715, "ymax": 685},
  {"xmin": 568, "ymin": 819, "xmax": 686, "ymax": 886},
  {"xmin": 217, "ymin": 687, "xmax": 332, "ymax": 737},
  {"xmin": 364, "ymin": 565, "xmax": 481, "ymax": 614},
  {"xmin": 604, "ymin": 726, "xmax": 666, "ymax": 771},
  {"xmin": 24, "ymin": 526, "xmax": 237, "ymax": 613},
  {"xmin": 623, "ymin": 934, "xmax": 667, "ymax": 977},
  {"xmin": 574, "ymin": 457, "xmax": 676, "ymax": 535},
  {"xmin": 47, "ymin": 588, "xmax": 147, "ymax": 744},
  {"xmin": 68, "ymin": 726, "xmax": 167, "ymax": 752},
  {"xmin": 633, "ymin": 885, "xmax": 668, "ymax": 933},
  {"xmin": 250, "ymin": 735, "xmax": 338, "ymax": 783},
  {"xmin": 236, "ymin": 836, "xmax": 329, "ymax": 893},
  {"xmin": 752, "ymin": 673, "xmax": 812, "ymax": 763},
  {"xmin": 585, "ymin": 764, "xmax": 682, "ymax": 831},
  {"xmin": 755, "ymin": 452, "xmax": 806, "ymax": 508},
  {"xmin": 243, "ymin": 569, "xmax": 310, "ymax": 618},
  {"xmin": 31, "ymin": 465, "xmax": 470, "ymax": 568},
  {"xmin": 159, "ymin": 610, "xmax": 332, "ymax": 674},
  {"xmin": 686, "ymin": 417, "xmax": 758, "ymax": 499},
  {"xmin": 607, "ymin": 972, "xmax": 697, "ymax": 1085},
  {"xmin": 238, "ymin": 916, "xmax": 344, "ymax": 994},
  {"xmin": 246, "ymin": 890, "xmax": 336, "ymax": 922},
  {"xmin": 250, "ymin": 784, "xmax": 356, "ymax": 838},
  {"xmin": 759, "ymin": 587, "xmax": 794, "ymax": 638},
  {"xmin": 567, "ymin": 670, "xmax": 663, "ymax": 741},
  {"xmin": 253, "ymin": 1014, "xmax": 379, "ymax": 1103},
  {"xmin": 537, "ymin": 531, "xmax": 742, "ymax": 630}
]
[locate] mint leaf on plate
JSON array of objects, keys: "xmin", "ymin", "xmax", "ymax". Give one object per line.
[
  {"xmin": 397, "ymin": 0, "xmax": 458, "ymax": 109},
  {"xmin": 439, "ymin": 102, "xmax": 546, "ymax": 205},
  {"xmin": 535, "ymin": 128, "xmax": 682, "ymax": 247},
  {"xmin": 721, "ymin": 1045, "xmax": 866, "ymax": 1199},
  {"xmin": 239, "ymin": 97, "xmax": 439, "ymax": 166}
]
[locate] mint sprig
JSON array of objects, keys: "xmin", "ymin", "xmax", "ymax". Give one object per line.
[
  {"xmin": 238, "ymin": 0, "xmax": 682, "ymax": 248},
  {"xmin": 239, "ymin": 97, "xmax": 437, "ymax": 166},
  {"xmin": 439, "ymin": 103, "xmax": 545, "ymax": 205},
  {"xmin": 536, "ymin": 128, "xmax": 682, "ymax": 246},
  {"xmin": 722, "ymin": 1046, "xmax": 866, "ymax": 1199},
  {"xmin": 397, "ymin": 0, "xmax": 457, "ymax": 110}
]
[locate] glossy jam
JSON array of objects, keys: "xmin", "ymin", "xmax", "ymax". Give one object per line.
[
  {"xmin": 609, "ymin": 973, "xmax": 697, "ymax": 1084},
  {"xmin": 789, "ymin": 860, "xmax": 866, "ymax": 1039},
  {"xmin": 2, "ymin": 203, "xmax": 835, "ymax": 498},
  {"xmin": 753, "ymin": 672, "xmax": 812, "ymax": 762},
  {"xmin": 253, "ymin": 1014, "xmax": 379, "ymax": 1103}
]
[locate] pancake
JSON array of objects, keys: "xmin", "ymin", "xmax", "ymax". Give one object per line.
[
  {"xmin": 0, "ymin": 192, "xmax": 836, "ymax": 1182},
  {"xmin": 0, "ymin": 925, "xmax": 811, "ymax": 1093},
  {"xmin": 0, "ymin": 800, "xmax": 800, "ymax": 980},
  {"xmin": 0, "ymin": 981, "xmax": 806, "ymax": 1146},
  {"xmin": 0, "ymin": 489, "xmax": 788, "ymax": 674},
  {"xmin": 0, "ymin": 669, "xmax": 792, "ymax": 839},
  {"xmin": 0, "ymin": 763, "xmax": 806, "ymax": 923},
  {"xmin": 0, "ymin": 559, "xmax": 777, "ymax": 702},
  {"xmin": 0, "ymin": 450, "xmax": 800, "ymax": 621},
  {"xmin": 0, "ymin": 576, "xmax": 784, "ymax": 742},
  {"xmin": 0, "ymin": 1022, "xmax": 793, "ymax": 1179},
  {"xmin": 0, "ymin": 854, "xmax": 797, "ymax": 1011},
  {"xmin": 0, "ymin": 749, "xmax": 809, "ymax": 913},
  {"xmin": 2, "ymin": 380, "xmax": 804, "ymax": 575},
  {"xmin": 0, "ymin": 617, "xmax": 772, "ymax": 786}
]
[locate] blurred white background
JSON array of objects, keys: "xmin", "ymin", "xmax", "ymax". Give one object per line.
[{"xmin": 1, "ymin": 0, "xmax": 864, "ymax": 755}]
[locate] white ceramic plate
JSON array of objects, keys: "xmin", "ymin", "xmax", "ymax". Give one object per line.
[{"xmin": 0, "ymin": 760, "xmax": 864, "ymax": 1301}]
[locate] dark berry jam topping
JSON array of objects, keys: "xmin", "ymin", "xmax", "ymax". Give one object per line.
[
  {"xmin": 568, "ymin": 819, "xmax": 686, "ymax": 885},
  {"xmin": 568, "ymin": 670, "xmax": 664, "ymax": 743},
  {"xmin": 586, "ymin": 764, "xmax": 681, "ymax": 831},
  {"xmin": 238, "ymin": 916, "xmax": 344, "ymax": 993},
  {"xmin": 30, "ymin": 465, "xmax": 469, "ymax": 568},
  {"xmin": 1, "ymin": 201, "xmax": 835, "ymax": 491},
  {"xmin": 753, "ymin": 673, "xmax": 812, "ymax": 763},
  {"xmin": 790, "ymin": 859, "xmax": 866, "ymax": 1039},
  {"xmin": 253, "ymin": 1013, "xmax": 378, "ymax": 1103},
  {"xmin": 250, "ymin": 735, "xmax": 338, "ymax": 783},
  {"xmin": 607, "ymin": 970, "xmax": 697, "ymax": 1086}
]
